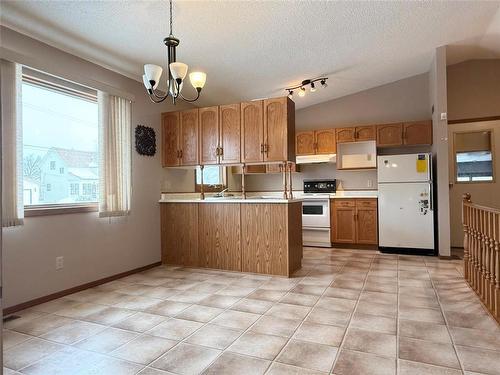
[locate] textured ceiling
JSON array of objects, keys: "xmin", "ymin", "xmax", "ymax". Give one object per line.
[{"xmin": 1, "ymin": 1, "xmax": 500, "ymax": 109}]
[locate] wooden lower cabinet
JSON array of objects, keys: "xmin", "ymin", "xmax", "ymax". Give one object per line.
[
  {"xmin": 160, "ymin": 202, "xmax": 302, "ymax": 276},
  {"xmin": 161, "ymin": 203, "xmax": 198, "ymax": 266},
  {"xmin": 332, "ymin": 199, "xmax": 378, "ymax": 245},
  {"xmin": 198, "ymin": 204, "xmax": 241, "ymax": 271}
]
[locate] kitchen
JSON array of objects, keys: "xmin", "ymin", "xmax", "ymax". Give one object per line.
[{"xmin": 159, "ymin": 92, "xmax": 435, "ymax": 276}]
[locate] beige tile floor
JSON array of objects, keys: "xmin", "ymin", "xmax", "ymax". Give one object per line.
[{"xmin": 3, "ymin": 247, "xmax": 500, "ymax": 375}]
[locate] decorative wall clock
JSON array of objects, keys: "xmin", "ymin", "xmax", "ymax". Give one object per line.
[{"xmin": 135, "ymin": 125, "xmax": 156, "ymax": 156}]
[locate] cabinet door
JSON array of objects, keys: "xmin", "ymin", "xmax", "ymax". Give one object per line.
[
  {"xmin": 219, "ymin": 104, "xmax": 241, "ymax": 164},
  {"xmin": 315, "ymin": 129, "xmax": 336, "ymax": 154},
  {"xmin": 180, "ymin": 109, "xmax": 199, "ymax": 166},
  {"xmin": 264, "ymin": 97, "xmax": 289, "ymax": 161},
  {"xmin": 241, "ymin": 101, "xmax": 264, "ymax": 163},
  {"xmin": 403, "ymin": 120, "xmax": 432, "ymax": 145},
  {"xmin": 332, "ymin": 200, "xmax": 356, "ymax": 243},
  {"xmin": 355, "ymin": 126, "xmax": 376, "ymax": 141},
  {"xmin": 161, "ymin": 203, "xmax": 198, "ymax": 266},
  {"xmin": 355, "ymin": 200, "xmax": 378, "ymax": 245},
  {"xmin": 199, "ymin": 106, "xmax": 219, "ymax": 165},
  {"xmin": 266, "ymin": 164, "xmax": 283, "ymax": 173},
  {"xmin": 199, "ymin": 204, "xmax": 241, "ymax": 271},
  {"xmin": 377, "ymin": 123, "xmax": 403, "ymax": 147},
  {"xmin": 161, "ymin": 112, "xmax": 180, "ymax": 167},
  {"xmin": 296, "ymin": 131, "xmax": 315, "ymax": 155},
  {"xmin": 336, "ymin": 127, "xmax": 356, "ymax": 143}
]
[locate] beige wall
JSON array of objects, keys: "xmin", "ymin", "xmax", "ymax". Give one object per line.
[
  {"xmin": 447, "ymin": 59, "xmax": 500, "ymax": 121},
  {"xmin": 429, "ymin": 46, "xmax": 451, "ymax": 257},
  {"xmin": 1, "ymin": 27, "xmax": 193, "ymax": 308},
  {"xmin": 246, "ymin": 73, "xmax": 431, "ymax": 191}
]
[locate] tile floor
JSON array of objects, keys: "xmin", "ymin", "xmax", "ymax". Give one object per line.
[{"xmin": 3, "ymin": 247, "xmax": 500, "ymax": 375}]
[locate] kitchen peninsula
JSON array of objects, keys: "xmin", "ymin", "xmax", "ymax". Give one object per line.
[{"xmin": 160, "ymin": 197, "xmax": 303, "ymax": 277}]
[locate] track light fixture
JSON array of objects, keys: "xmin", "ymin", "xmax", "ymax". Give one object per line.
[{"xmin": 285, "ymin": 77, "xmax": 328, "ymax": 98}]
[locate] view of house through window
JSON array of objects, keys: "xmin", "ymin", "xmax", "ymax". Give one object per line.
[
  {"xmin": 22, "ymin": 78, "xmax": 99, "ymax": 206},
  {"xmin": 454, "ymin": 131, "xmax": 494, "ymax": 182},
  {"xmin": 196, "ymin": 166, "xmax": 224, "ymax": 187}
]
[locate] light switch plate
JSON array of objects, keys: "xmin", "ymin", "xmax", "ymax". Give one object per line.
[{"xmin": 440, "ymin": 112, "xmax": 447, "ymax": 120}]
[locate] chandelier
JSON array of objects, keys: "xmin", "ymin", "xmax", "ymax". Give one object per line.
[
  {"xmin": 286, "ymin": 77, "xmax": 328, "ymax": 98},
  {"xmin": 142, "ymin": 0, "xmax": 207, "ymax": 104}
]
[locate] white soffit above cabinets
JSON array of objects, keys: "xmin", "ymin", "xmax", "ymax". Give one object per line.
[{"xmin": 1, "ymin": 1, "xmax": 499, "ymax": 109}]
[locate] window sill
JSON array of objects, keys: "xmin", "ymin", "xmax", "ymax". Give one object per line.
[{"xmin": 24, "ymin": 204, "xmax": 98, "ymax": 217}]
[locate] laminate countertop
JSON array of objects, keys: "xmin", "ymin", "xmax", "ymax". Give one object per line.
[{"xmin": 159, "ymin": 193, "xmax": 302, "ymax": 204}]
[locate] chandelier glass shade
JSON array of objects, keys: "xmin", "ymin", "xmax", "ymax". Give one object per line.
[{"xmin": 143, "ymin": 0, "xmax": 206, "ymax": 104}]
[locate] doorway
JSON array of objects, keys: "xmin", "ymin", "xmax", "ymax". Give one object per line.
[{"xmin": 448, "ymin": 119, "xmax": 500, "ymax": 248}]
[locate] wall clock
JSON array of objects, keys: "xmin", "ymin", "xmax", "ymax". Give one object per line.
[{"xmin": 135, "ymin": 125, "xmax": 156, "ymax": 156}]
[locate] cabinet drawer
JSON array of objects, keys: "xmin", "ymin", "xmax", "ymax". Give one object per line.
[
  {"xmin": 356, "ymin": 199, "xmax": 377, "ymax": 208},
  {"xmin": 333, "ymin": 199, "xmax": 356, "ymax": 208}
]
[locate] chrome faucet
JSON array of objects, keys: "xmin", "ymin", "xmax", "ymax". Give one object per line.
[{"xmin": 214, "ymin": 187, "xmax": 228, "ymax": 198}]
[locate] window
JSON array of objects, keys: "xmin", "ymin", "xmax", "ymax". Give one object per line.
[
  {"xmin": 22, "ymin": 73, "xmax": 98, "ymax": 207},
  {"xmin": 195, "ymin": 166, "xmax": 226, "ymax": 192},
  {"xmin": 70, "ymin": 183, "xmax": 79, "ymax": 195},
  {"xmin": 454, "ymin": 131, "xmax": 494, "ymax": 183}
]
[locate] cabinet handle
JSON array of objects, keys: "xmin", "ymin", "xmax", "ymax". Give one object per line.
[
  {"xmin": 264, "ymin": 144, "xmax": 269, "ymax": 155},
  {"xmin": 179, "ymin": 150, "xmax": 183, "ymax": 159},
  {"xmin": 220, "ymin": 147, "xmax": 223, "ymax": 156},
  {"xmin": 260, "ymin": 144, "xmax": 264, "ymax": 153},
  {"xmin": 216, "ymin": 147, "xmax": 220, "ymax": 156},
  {"xmin": 176, "ymin": 150, "xmax": 180, "ymax": 158}
]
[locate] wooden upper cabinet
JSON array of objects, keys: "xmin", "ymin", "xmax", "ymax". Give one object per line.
[
  {"xmin": 241, "ymin": 100, "xmax": 264, "ymax": 163},
  {"xmin": 403, "ymin": 120, "xmax": 432, "ymax": 146},
  {"xmin": 162, "ymin": 111, "xmax": 180, "ymax": 167},
  {"xmin": 377, "ymin": 123, "xmax": 403, "ymax": 147},
  {"xmin": 199, "ymin": 107, "xmax": 219, "ymax": 165},
  {"xmin": 336, "ymin": 127, "xmax": 356, "ymax": 143},
  {"xmin": 264, "ymin": 97, "xmax": 295, "ymax": 162},
  {"xmin": 179, "ymin": 109, "xmax": 199, "ymax": 166},
  {"xmin": 315, "ymin": 129, "xmax": 336, "ymax": 154},
  {"xmin": 355, "ymin": 126, "xmax": 376, "ymax": 141},
  {"xmin": 296, "ymin": 131, "xmax": 315, "ymax": 156},
  {"xmin": 219, "ymin": 104, "xmax": 241, "ymax": 164}
]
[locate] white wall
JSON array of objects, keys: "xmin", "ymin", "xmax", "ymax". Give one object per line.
[
  {"xmin": 429, "ymin": 46, "xmax": 451, "ymax": 257},
  {"xmin": 246, "ymin": 73, "xmax": 431, "ymax": 191},
  {"xmin": 1, "ymin": 27, "xmax": 193, "ymax": 308}
]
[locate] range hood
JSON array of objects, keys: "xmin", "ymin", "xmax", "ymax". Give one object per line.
[{"xmin": 296, "ymin": 154, "xmax": 337, "ymax": 165}]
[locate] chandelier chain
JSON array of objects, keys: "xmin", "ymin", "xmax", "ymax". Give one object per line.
[{"xmin": 169, "ymin": 0, "xmax": 173, "ymax": 36}]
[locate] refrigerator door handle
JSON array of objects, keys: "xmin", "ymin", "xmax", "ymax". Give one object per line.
[{"xmin": 429, "ymin": 183, "xmax": 434, "ymax": 211}]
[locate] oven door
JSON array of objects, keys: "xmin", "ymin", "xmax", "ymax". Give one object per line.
[{"xmin": 302, "ymin": 199, "xmax": 330, "ymax": 228}]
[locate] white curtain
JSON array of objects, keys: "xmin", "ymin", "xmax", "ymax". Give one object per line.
[
  {"xmin": 98, "ymin": 91, "xmax": 132, "ymax": 218},
  {"xmin": 1, "ymin": 60, "xmax": 24, "ymax": 227}
]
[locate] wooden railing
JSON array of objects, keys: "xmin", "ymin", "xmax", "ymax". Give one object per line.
[{"xmin": 462, "ymin": 193, "xmax": 500, "ymax": 323}]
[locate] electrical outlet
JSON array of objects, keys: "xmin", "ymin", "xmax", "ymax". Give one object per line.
[
  {"xmin": 56, "ymin": 256, "xmax": 64, "ymax": 270},
  {"xmin": 367, "ymin": 179, "xmax": 373, "ymax": 188}
]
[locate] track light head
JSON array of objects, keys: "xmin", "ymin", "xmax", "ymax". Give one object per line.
[
  {"xmin": 298, "ymin": 87, "xmax": 306, "ymax": 97},
  {"xmin": 310, "ymin": 82, "xmax": 316, "ymax": 92}
]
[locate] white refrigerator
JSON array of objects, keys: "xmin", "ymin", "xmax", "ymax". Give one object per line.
[{"xmin": 377, "ymin": 153, "xmax": 435, "ymax": 251}]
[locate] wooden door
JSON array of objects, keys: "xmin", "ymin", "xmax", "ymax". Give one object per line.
[
  {"xmin": 161, "ymin": 112, "xmax": 180, "ymax": 167},
  {"xmin": 296, "ymin": 131, "xmax": 315, "ymax": 155},
  {"xmin": 315, "ymin": 129, "xmax": 336, "ymax": 154},
  {"xmin": 355, "ymin": 126, "xmax": 376, "ymax": 141},
  {"xmin": 404, "ymin": 120, "xmax": 432, "ymax": 145},
  {"xmin": 219, "ymin": 104, "xmax": 241, "ymax": 164},
  {"xmin": 179, "ymin": 109, "xmax": 199, "ymax": 166},
  {"xmin": 241, "ymin": 101, "xmax": 264, "ymax": 163},
  {"xmin": 332, "ymin": 200, "xmax": 356, "ymax": 243},
  {"xmin": 199, "ymin": 106, "xmax": 219, "ymax": 165},
  {"xmin": 264, "ymin": 97, "xmax": 288, "ymax": 161},
  {"xmin": 161, "ymin": 203, "xmax": 198, "ymax": 266},
  {"xmin": 336, "ymin": 127, "xmax": 356, "ymax": 143},
  {"xmin": 355, "ymin": 200, "xmax": 378, "ymax": 244},
  {"xmin": 377, "ymin": 123, "xmax": 403, "ymax": 147}
]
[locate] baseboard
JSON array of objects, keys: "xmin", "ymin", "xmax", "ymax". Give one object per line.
[{"xmin": 3, "ymin": 261, "xmax": 162, "ymax": 316}]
